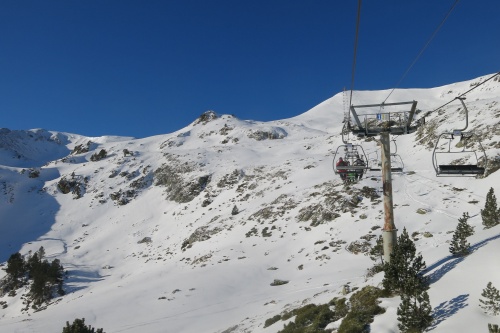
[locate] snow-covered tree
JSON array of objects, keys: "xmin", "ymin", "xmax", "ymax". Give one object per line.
[{"xmin": 482, "ymin": 188, "xmax": 500, "ymax": 229}]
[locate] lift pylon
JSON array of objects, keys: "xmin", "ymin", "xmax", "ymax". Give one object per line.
[{"xmin": 344, "ymin": 100, "xmax": 423, "ymax": 263}]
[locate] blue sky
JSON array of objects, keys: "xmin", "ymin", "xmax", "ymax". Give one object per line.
[{"xmin": 1, "ymin": 0, "xmax": 498, "ymax": 138}]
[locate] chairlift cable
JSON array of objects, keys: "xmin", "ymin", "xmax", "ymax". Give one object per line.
[
  {"xmin": 342, "ymin": 88, "xmax": 351, "ymax": 143},
  {"xmin": 348, "ymin": 0, "xmax": 362, "ymax": 109},
  {"xmin": 422, "ymin": 71, "xmax": 500, "ymax": 118},
  {"xmin": 383, "ymin": 0, "xmax": 460, "ymax": 104},
  {"xmin": 454, "ymin": 71, "xmax": 500, "ymax": 100}
]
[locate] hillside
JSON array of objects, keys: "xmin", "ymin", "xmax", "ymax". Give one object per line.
[{"xmin": 0, "ymin": 73, "xmax": 500, "ymax": 333}]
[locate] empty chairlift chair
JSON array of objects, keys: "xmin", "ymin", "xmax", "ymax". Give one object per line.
[
  {"xmin": 432, "ymin": 98, "xmax": 487, "ymax": 176},
  {"xmin": 367, "ymin": 140, "xmax": 404, "ymax": 173},
  {"xmin": 390, "ymin": 139, "xmax": 404, "ymax": 173}
]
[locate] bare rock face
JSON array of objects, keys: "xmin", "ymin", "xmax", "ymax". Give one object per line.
[
  {"xmin": 154, "ymin": 161, "xmax": 211, "ymax": 203},
  {"xmin": 194, "ymin": 110, "xmax": 218, "ymax": 125}
]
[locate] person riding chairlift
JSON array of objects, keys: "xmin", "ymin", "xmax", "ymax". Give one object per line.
[
  {"xmin": 336, "ymin": 157, "xmax": 348, "ymax": 181},
  {"xmin": 353, "ymin": 156, "xmax": 365, "ymax": 180}
]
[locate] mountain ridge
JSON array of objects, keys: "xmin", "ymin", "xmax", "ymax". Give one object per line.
[{"xmin": 0, "ymin": 73, "xmax": 500, "ymax": 332}]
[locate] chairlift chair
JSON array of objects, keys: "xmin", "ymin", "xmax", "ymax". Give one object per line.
[
  {"xmin": 366, "ymin": 140, "xmax": 404, "ymax": 173},
  {"xmin": 431, "ymin": 97, "xmax": 487, "ymax": 176},
  {"xmin": 389, "ymin": 139, "xmax": 404, "ymax": 173},
  {"xmin": 332, "ymin": 143, "xmax": 370, "ymax": 182},
  {"xmin": 389, "ymin": 154, "xmax": 405, "ymax": 173},
  {"xmin": 432, "ymin": 131, "xmax": 486, "ymax": 176}
]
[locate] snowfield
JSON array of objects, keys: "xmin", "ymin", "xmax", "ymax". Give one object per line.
[{"xmin": 1, "ymin": 73, "xmax": 500, "ymax": 332}]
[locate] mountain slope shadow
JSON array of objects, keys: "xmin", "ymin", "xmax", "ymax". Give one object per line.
[{"xmin": 0, "ymin": 167, "xmax": 61, "ymax": 262}]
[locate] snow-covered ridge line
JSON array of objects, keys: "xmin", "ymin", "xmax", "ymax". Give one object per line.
[{"xmin": 0, "ymin": 73, "xmax": 499, "ymax": 332}]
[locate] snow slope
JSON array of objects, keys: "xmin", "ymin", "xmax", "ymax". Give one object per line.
[{"xmin": 0, "ymin": 74, "xmax": 499, "ymax": 332}]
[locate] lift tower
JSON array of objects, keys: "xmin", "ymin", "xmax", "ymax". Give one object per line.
[{"xmin": 348, "ymin": 101, "xmax": 420, "ymax": 262}]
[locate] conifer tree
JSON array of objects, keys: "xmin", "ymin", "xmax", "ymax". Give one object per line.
[
  {"xmin": 382, "ymin": 228, "xmax": 428, "ymax": 296},
  {"xmin": 62, "ymin": 318, "xmax": 105, "ymax": 333},
  {"xmin": 489, "ymin": 323, "xmax": 500, "ymax": 333},
  {"xmin": 458, "ymin": 212, "xmax": 475, "ymax": 237},
  {"xmin": 26, "ymin": 247, "xmax": 65, "ymax": 306},
  {"xmin": 6, "ymin": 252, "xmax": 26, "ymax": 289},
  {"xmin": 480, "ymin": 282, "xmax": 500, "ymax": 315},
  {"xmin": 449, "ymin": 212, "xmax": 474, "ymax": 256},
  {"xmin": 482, "ymin": 188, "xmax": 500, "ymax": 229},
  {"xmin": 369, "ymin": 235, "xmax": 384, "ymax": 265},
  {"xmin": 397, "ymin": 291, "xmax": 433, "ymax": 333}
]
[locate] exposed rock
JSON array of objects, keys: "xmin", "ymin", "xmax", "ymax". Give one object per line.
[
  {"xmin": 138, "ymin": 237, "xmax": 152, "ymax": 244},
  {"xmin": 71, "ymin": 141, "xmax": 92, "ymax": 155},
  {"xmin": 194, "ymin": 110, "xmax": 218, "ymax": 125},
  {"xmin": 181, "ymin": 226, "xmax": 222, "ymax": 250},
  {"xmin": 57, "ymin": 176, "xmax": 86, "ymax": 199},
  {"xmin": 154, "ymin": 161, "xmax": 211, "ymax": 203},
  {"xmin": 247, "ymin": 127, "xmax": 287, "ymax": 141}
]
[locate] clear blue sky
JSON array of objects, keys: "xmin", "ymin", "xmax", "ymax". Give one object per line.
[{"xmin": 1, "ymin": 1, "xmax": 498, "ymax": 138}]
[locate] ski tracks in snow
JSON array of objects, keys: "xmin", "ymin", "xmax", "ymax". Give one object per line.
[
  {"xmin": 402, "ymin": 172, "xmax": 481, "ymax": 220},
  {"xmin": 111, "ymin": 277, "xmax": 366, "ymax": 333}
]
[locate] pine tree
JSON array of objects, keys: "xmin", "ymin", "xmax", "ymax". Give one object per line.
[
  {"xmin": 231, "ymin": 205, "xmax": 239, "ymax": 215},
  {"xmin": 62, "ymin": 318, "xmax": 105, "ymax": 333},
  {"xmin": 480, "ymin": 282, "xmax": 500, "ymax": 315},
  {"xmin": 6, "ymin": 252, "xmax": 26, "ymax": 289},
  {"xmin": 37, "ymin": 246, "xmax": 45, "ymax": 260},
  {"xmin": 458, "ymin": 212, "xmax": 475, "ymax": 237},
  {"xmin": 382, "ymin": 228, "xmax": 428, "ymax": 296},
  {"xmin": 27, "ymin": 250, "xmax": 65, "ymax": 306},
  {"xmin": 449, "ymin": 231, "xmax": 469, "ymax": 256},
  {"xmin": 489, "ymin": 323, "xmax": 500, "ymax": 333},
  {"xmin": 482, "ymin": 188, "xmax": 500, "ymax": 229},
  {"xmin": 397, "ymin": 291, "xmax": 433, "ymax": 333},
  {"xmin": 369, "ymin": 235, "xmax": 384, "ymax": 265},
  {"xmin": 449, "ymin": 212, "xmax": 474, "ymax": 256},
  {"xmin": 49, "ymin": 259, "xmax": 65, "ymax": 296}
]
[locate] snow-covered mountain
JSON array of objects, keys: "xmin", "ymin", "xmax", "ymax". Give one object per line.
[{"xmin": 1, "ymin": 74, "xmax": 500, "ymax": 333}]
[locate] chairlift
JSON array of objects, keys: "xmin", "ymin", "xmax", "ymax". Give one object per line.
[
  {"xmin": 432, "ymin": 97, "xmax": 487, "ymax": 176},
  {"xmin": 332, "ymin": 143, "xmax": 370, "ymax": 183},
  {"xmin": 367, "ymin": 139, "xmax": 404, "ymax": 173},
  {"xmin": 390, "ymin": 139, "xmax": 404, "ymax": 173},
  {"xmin": 367, "ymin": 151, "xmax": 380, "ymax": 171}
]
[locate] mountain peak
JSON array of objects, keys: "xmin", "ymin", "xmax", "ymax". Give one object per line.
[{"xmin": 1, "ymin": 74, "xmax": 500, "ymax": 332}]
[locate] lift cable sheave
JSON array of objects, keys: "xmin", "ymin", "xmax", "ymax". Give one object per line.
[{"xmin": 349, "ymin": 100, "xmax": 420, "ymax": 137}]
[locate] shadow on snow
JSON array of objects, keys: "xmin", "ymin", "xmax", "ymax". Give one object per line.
[
  {"xmin": 423, "ymin": 233, "xmax": 500, "ymax": 284},
  {"xmin": 64, "ymin": 267, "xmax": 108, "ymax": 294},
  {"xmin": 428, "ymin": 294, "xmax": 469, "ymax": 331},
  {"xmin": 0, "ymin": 167, "xmax": 61, "ymax": 262}
]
